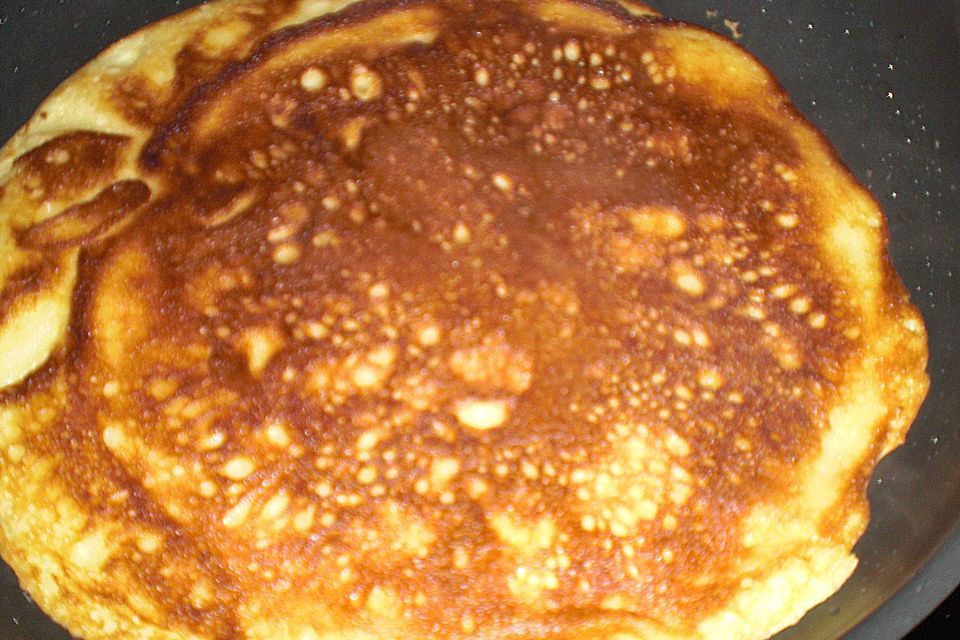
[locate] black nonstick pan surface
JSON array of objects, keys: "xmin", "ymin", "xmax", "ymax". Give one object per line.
[{"xmin": 1, "ymin": 1, "xmax": 958, "ymax": 638}]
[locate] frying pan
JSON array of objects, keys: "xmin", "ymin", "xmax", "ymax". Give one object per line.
[{"xmin": 0, "ymin": 1, "xmax": 958, "ymax": 638}]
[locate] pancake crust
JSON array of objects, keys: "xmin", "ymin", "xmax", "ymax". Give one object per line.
[{"xmin": 0, "ymin": 1, "xmax": 929, "ymax": 639}]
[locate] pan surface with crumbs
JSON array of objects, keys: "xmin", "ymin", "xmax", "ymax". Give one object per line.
[{"xmin": 0, "ymin": 1, "xmax": 956, "ymax": 639}]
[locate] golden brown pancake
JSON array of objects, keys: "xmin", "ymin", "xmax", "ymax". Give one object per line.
[{"xmin": 0, "ymin": 1, "xmax": 929, "ymax": 639}]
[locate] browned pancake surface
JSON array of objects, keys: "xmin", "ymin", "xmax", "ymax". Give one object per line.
[{"xmin": 0, "ymin": 1, "xmax": 928, "ymax": 639}]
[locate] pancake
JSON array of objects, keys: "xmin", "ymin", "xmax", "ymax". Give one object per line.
[{"xmin": 0, "ymin": 1, "xmax": 929, "ymax": 639}]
